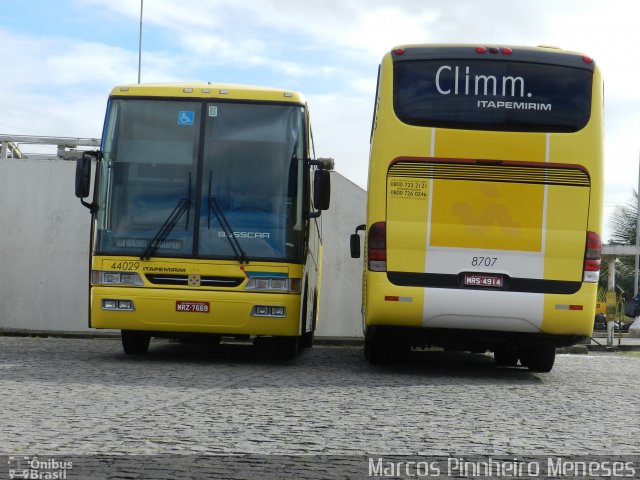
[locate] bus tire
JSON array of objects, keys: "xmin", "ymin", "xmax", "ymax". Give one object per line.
[
  {"xmin": 121, "ymin": 330, "xmax": 150, "ymax": 355},
  {"xmin": 393, "ymin": 341, "xmax": 411, "ymax": 361},
  {"xmin": 519, "ymin": 346, "xmax": 556, "ymax": 372},
  {"xmin": 275, "ymin": 336, "xmax": 299, "ymax": 360},
  {"xmin": 300, "ymin": 331, "xmax": 314, "ymax": 349},
  {"xmin": 493, "ymin": 346, "xmax": 519, "ymax": 367},
  {"xmin": 365, "ymin": 329, "xmax": 392, "ymax": 365}
]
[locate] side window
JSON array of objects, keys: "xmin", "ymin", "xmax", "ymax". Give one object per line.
[{"xmin": 370, "ymin": 65, "xmax": 381, "ymax": 143}]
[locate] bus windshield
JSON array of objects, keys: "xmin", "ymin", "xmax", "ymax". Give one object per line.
[
  {"xmin": 95, "ymin": 99, "xmax": 306, "ymax": 261},
  {"xmin": 393, "ymin": 59, "xmax": 593, "ymax": 132}
]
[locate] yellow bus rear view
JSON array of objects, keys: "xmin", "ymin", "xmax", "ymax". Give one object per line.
[{"xmin": 351, "ymin": 44, "xmax": 603, "ymax": 372}]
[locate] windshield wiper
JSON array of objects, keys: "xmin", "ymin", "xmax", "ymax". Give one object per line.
[
  {"xmin": 208, "ymin": 171, "xmax": 248, "ymax": 264},
  {"xmin": 141, "ymin": 174, "xmax": 192, "ymax": 260}
]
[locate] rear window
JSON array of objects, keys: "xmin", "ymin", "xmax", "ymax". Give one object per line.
[{"xmin": 393, "ymin": 60, "xmax": 593, "ymax": 132}]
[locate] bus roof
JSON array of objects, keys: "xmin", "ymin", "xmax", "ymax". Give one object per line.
[
  {"xmin": 390, "ymin": 43, "xmax": 590, "ymax": 56},
  {"xmin": 388, "ymin": 43, "xmax": 595, "ymax": 68},
  {"xmin": 109, "ymin": 82, "xmax": 306, "ymax": 103}
]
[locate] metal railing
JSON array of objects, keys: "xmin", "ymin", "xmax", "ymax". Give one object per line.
[{"xmin": 0, "ymin": 134, "xmax": 99, "ymax": 161}]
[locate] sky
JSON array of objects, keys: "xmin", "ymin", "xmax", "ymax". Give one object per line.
[{"xmin": 1, "ymin": 0, "xmax": 639, "ymax": 241}]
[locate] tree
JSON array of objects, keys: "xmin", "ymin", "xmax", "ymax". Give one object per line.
[
  {"xmin": 609, "ymin": 190, "xmax": 638, "ymax": 245},
  {"xmin": 601, "ymin": 190, "xmax": 638, "ymax": 300}
]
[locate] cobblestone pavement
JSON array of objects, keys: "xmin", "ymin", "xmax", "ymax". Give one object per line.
[{"xmin": 0, "ymin": 335, "xmax": 638, "ymax": 459}]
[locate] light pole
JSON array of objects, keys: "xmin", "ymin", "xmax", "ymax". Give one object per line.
[
  {"xmin": 635, "ymin": 150, "xmax": 640, "ymax": 297},
  {"xmin": 138, "ymin": 0, "xmax": 143, "ymax": 84}
]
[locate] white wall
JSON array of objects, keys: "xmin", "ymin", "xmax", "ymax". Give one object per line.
[
  {"xmin": 316, "ymin": 173, "xmax": 366, "ymax": 338},
  {"xmin": 0, "ymin": 159, "xmax": 91, "ymax": 331},
  {"xmin": 0, "ymin": 158, "xmax": 365, "ymax": 338}
]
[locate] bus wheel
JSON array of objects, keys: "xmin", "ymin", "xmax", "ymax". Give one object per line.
[
  {"xmin": 365, "ymin": 329, "xmax": 392, "ymax": 365},
  {"xmin": 519, "ymin": 346, "xmax": 556, "ymax": 372},
  {"xmin": 300, "ymin": 331, "xmax": 314, "ymax": 349},
  {"xmin": 274, "ymin": 336, "xmax": 299, "ymax": 360},
  {"xmin": 493, "ymin": 346, "xmax": 519, "ymax": 367},
  {"xmin": 121, "ymin": 330, "xmax": 150, "ymax": 355}
]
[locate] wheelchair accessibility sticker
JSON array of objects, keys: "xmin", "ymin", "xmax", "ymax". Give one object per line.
[{"xmin": 178, "ymin": 111, "xmax": 195, "ymax": 126}]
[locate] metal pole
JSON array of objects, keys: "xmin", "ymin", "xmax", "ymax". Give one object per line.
[
  {"xmin": 607, "ymin": 257, "xmax": 616, "ymax": 347},
  {"xmin": 138, "ymin": 0, "xmax": 143, "ymax": 84},
  {"xmin": 635, "ymin": 149, "xmax": 640, "ymax": 297}
]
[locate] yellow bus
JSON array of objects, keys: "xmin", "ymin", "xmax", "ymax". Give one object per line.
[
  {"xmin": 75, "ymin": 83, "xmax": 332, "ymax": 358},
  {"xmin": 351, "ymin": 44, "xmax": 603, "ymax": 372}
]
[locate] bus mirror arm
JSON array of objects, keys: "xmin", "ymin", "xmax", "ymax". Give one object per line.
[
  {"xmin": 75, "ymin": 150, "xmax": 101, "ymax": 213},
  {"xmin": 80, "ymin": 199, "xmax": 97, "ymax": 214},
  {"xmin": 308, "ymin": 158, "xmax": 335, "ymax": 171},
  {"xmin": 350, "ymin": 224, "xmax": 366, "ymax": 258}
]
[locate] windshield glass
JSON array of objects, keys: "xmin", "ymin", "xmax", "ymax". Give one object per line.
[
  {"xmin": 199, "ymin": 102, "xmax": 305, "ymax": 260},
  {"xmin": 95, "ymin": 99, "xmax": 198, "ymax": 257},
  {"xmin": 394, "ymin": 60, "xmax": 593, "ymax": 132},
  {"xmin": 95, "ymin": 98, "xmax": 306, "ymax": 262}
]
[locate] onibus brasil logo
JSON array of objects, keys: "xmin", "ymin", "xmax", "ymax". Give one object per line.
[{"xmin": 8, "ymin": 456, "xmax": 73, "ymax": 479}]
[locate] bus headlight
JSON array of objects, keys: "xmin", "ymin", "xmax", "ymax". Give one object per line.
[{"xmin": 92, "ymin": 271, "xmax": 144, "ymax": 286}]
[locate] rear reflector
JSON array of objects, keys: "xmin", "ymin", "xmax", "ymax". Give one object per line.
[
  {"xmin": 584, "ymin": 259, "xmax": 601, "ymax": 271},
  {"xmin": 555, "ymin": 304, "xmax": 584, "ymax": 311},
  {"xmin": 384, "ymin": 295, "xmax": 412, "ymax": 302}
]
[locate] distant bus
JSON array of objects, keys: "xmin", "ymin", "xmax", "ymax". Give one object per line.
[
  {"xmin": 351, "ymin": 44, "xmax": 603, "ymax": 372},
  {"xmin": 76, "ymin": 83, "xmax": 332, "ymax": 358}
]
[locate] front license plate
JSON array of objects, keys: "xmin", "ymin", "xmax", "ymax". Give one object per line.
[
  {"xmin": 463, "ymin": 273, "xmax": 504, "ymax": 288},
  {"xmin": 176, "ymin": 301, "xmax": 210, "ymax": 313}
]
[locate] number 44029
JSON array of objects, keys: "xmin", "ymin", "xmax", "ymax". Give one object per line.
[{"xmin": 110, "ymin": 261, "xmax": 140, "ymax": 271}]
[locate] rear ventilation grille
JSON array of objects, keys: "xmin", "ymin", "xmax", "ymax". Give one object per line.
[
  {"xmin": 145, "ymin": 274, "xmax": 244, "ymax": 287},
  {"xmin": 388, "ymin": 160, "xmax": 590, "ymax": 187}
]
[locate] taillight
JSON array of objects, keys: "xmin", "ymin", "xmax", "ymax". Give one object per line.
[
  {"xmin": 368, "ymin": 222, "xmax": 387, "ymax": 272},
  {"xmin": 476, "ymin": 46, "xmax": 512, "ymax": 55},
  {"xmin": 583, "ymin": 231, "xmax": 601, "ymax": 282}
]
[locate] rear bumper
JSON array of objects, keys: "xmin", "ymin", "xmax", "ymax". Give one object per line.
[
  {"xmin": 364, "ymin": 272, "xmax": 595, "ymax": 337},
  {"xmin": 90, "ymin": 286, "xmax": 301, "ymax": 336}
]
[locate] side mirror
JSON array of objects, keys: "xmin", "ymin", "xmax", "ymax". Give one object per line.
[
  {"xmin": 75, "ymin": 154, "xmax": 92, "ymax": 199},
  {"xmin": 75, "ymin": 151, "xmax": 100, "ymax": 213},
  {"xmin": 350, "ymin": 224, "xmax": 366, "ymax": 258},
  {"xmin": 313, "ymin": 169, "xmax": 331, "ymax": 211},
  {"xmin": 350, "ymin": 234, "xmax": 361, "ymax": 258}
]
